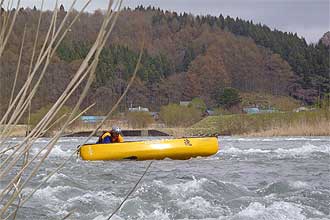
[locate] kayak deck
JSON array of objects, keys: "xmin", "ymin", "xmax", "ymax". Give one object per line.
[{"xmin": 79, "ymin": 137, "xmax": 219, "ymax": 161}]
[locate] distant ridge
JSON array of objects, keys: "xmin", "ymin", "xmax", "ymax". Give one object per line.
[{"xmin": 320, "ymin": 31, "xmax": 330, "ymax": 47}]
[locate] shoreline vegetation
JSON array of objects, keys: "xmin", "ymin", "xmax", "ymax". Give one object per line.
[
  {"xmin": 3, "ymin": 109, "xmax": 329, "ymax": 137},
  {"xmin": 185, "ymin": 109, "xmax": 330, "ymax": 137}
]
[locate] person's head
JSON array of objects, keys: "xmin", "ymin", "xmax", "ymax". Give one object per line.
[{"xmin": 111, "ymin": 126, "xmax": 121, "ymax": 137}]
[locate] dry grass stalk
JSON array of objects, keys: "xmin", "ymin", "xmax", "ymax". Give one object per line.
[
  {"xmin": 8, "ymin": 25, "xmax": 26, "ymax": 107},
  {"xmin": 0, "ymin": 0, "xmax": 20, "ymax": 57},
  {"xmin": 17, "ymin": 27, "xmax": 144, "ymax": 220},
  {"xmin": 0, "ymin": 0, "xmax": 89, "ymax": 147},
  {"xmin": 0, "ymin": 0, "xmax": 83, "ymax": 135},
  {"xmin": 0, "ymin": 0, "xmax": 126, "ymax": 218},
  {"xmin": 41, "ymin": 103, "xmax": 96, "ymax": 135},
  {"xmin": 0, "ymin": 1, "xmax": 141, "ymax": 219}
]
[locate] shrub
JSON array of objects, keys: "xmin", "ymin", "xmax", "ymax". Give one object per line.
[
  {"xmin": 213, "ymin": 107, "xmax": 232, "ymax": 115},
  {"xmin": 29, "ymin": 105, "xmax": 75, "ymax": 130},
  {"xmin": 320, "ymin": 93, "xmax": 330, "ymax": 110},
  {"xmin": 159, "ymin": 104, "xmax": 201, "ymax": 127},
  {"xmin": 240, "ymin": 92, "xmax": 301, "ymax": 111},
  {"xmin": 216, "ymin": 87, "xmax": 241, "ymax": 109},
  {"xmin": 126, "ymin": 112, "xmax": 154, "ymax": 128},
  {"xmin": 188, "ymin": 97, "xmax": 207, "ymax": 114}
]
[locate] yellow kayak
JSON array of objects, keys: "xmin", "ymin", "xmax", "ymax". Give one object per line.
[{"xmin": 79, "ymin": 137, "xmax": 219, "ymax": 161}]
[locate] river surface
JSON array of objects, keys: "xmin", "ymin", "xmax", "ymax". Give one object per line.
[{"xmin": 1, "ymin": 136, "xmax": 330, "ymax": 220}]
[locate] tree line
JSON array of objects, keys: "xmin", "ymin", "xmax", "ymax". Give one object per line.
[{"xmin": 0, "ymin": 5, "xmax": 328, "ymax": 116}]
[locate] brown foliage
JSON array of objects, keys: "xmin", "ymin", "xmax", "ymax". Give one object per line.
[{"xmin": 0, "ymin": 8, "xmax": 295, "ymax": 115}]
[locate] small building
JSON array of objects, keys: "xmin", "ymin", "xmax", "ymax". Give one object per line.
[
  {"xmin": 260, "ymin": 109, "xmax": 278, "ymax": 113},
  {"xmin": 180, "ymin": 101, "xmax": 191, "ymax": 106},
  {"xmin": 243, "ymin": 107, "xmax": 260, "ymax": 114},
  {"xmin": 128, "ymin": 106, "xmax": 149, "ymax": 112},
  {"xmin": 243, "ymin": 107, "xmax": 278, "ymax": 114},
  {"xmin": 80, "ymin": 116, "xmax": 106, "ymax": 123},
  {"xmin": 294, "ymin": 107, "xmax": 308, "ymax": 112}
]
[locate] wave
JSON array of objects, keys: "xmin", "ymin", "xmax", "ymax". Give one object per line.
[
  {"xmin": 232, "ymin": 201, "xmax": 329, "ymax": 220},
  {"xmin": 256, "ymin": 181, "xmax": 311, "ymax": 196},
  {"xmin": 30, "ymin": 186, "xmax": 121, "ymax": 219},
  {"xmin": 92, "ymin": 201, "xmax": 326, "ymax": 220},
  {"xmin": 288, "ymin": 181, "xmax": 310, "ymax": 189},
  {"xmin": 153, "ymin": 177, "xmax": 208, "ymax": 197},
  {"xmin": 29, "ymin": 185, "xmax": 74, "ymax": 216},
  {"xmin": 67, "ymin": 191, "xmax": 120, "ymax": 206},
  {"xmin": 49, "ymin": 145, "xmax": 73, "ymax": 157},
  {"xmin": 57, "ymin": 138, "xmax": 80, "ymax": 143},
  {"xmin": 93, "ymin": 210, "xmax": 171, "ymax": 220},
  {"xmin": 221, "ymin": 137, "xmax": 330, "ymax": 142},
  {"xmin": 176, "ymin": 196, "xmax": 230, "ymax": 218},
  {"xmin": 47, "ymin": 173, "xmax": 69, "ymax": 183},
  {"xmin": 219, "ymin": 143, "xmax": 330, "ymax": 158},
  {"xmin": 29, "ymin": 144, "xmax": 72, "ymax": 157},
  {"xmin": 234, "ymin": 201, "xmax": 306, "ymax": 220},
  {"xmin": 34, "ymin": 138, "xmax": 50, "ymax": 143},
  {"xmin": 93, "ymin": 214, "xmax": 124, "ymax": 220},
  {"xmin": 274, "ymin": 143, "xmax": 330, "ymax": 155},
  {"xmin": 32, "ymin": 185, "xmax": 72, "ymax": 200}
]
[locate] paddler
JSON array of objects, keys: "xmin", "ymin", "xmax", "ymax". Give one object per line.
[{"xmin": 97, "ymin": 127, "xmax": 124, "ymax": 144}]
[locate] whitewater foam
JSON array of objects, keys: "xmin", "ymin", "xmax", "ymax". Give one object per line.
[
  {"xmin": 176, "ymin": 196, "xmax": 230, "ymax": 218},
  {"xmin": 33, "ymin": 185, "xmax": 72, "ymax": 201},
  {"xmin": 49, "ymin": 144, "xmax": 71, "ymax": 157},
  {"xmin": 30, "ymin": 144, "xmax": 71, "ymax": 157},
  {"xmin": 57, "ymin": 138, "xmax": 80, "ymax": 143},
  {"xmin": 154, "ymin": 177, "xmax": 208, "ymax": 197},
  {"xmin": 274, "ymin": 143, "xmax": 330, "ymax": 156},
  {"xmin": 221, "ymin": 137, "xmax": 329, "ymax": 142},
  {"xmin": 34, "ymin": 138, "xmax": 49, "ymax": 143},
  {"xmin": 93, "ymin": 214, "xmax": 123, "ymax": 220},
  {"xmin": 47, "ymin": 172, "xmax": 69, "ymax": 183},
  {"xmin": 289, "ymin": 181, "xmax": 310, "ymax": 189},
  {"xmin": 221, "ymin": 143, "xmax": 330, "ymax": 158},
  {"xmin": 235, "ymin": 201, "xmax": 306, "ymax": 220}
]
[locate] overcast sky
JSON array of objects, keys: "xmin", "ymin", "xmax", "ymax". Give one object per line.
[{"xmin": 15, "ymin": 0, "xmax": 330, "ymax": 43}]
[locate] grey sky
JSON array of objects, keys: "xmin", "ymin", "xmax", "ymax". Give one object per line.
[{"xmin": 16, "ymin": 0, "xmax": 330, "ymax": 43}]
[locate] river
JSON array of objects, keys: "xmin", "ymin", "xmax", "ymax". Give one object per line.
[{"xmin": 2, "ymin": 136, "xmax": 330, "ymax": 219}]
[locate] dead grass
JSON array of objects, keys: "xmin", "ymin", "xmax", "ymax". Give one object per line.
[
  {"xmin": 246, "ymin": 120, "xmax": 330, "ymax": 136},
  {"xmin": 189, "ymin": 109, "xmax": 330, "ymax": 137},
  {"xmin": 240, "ymin": 92, "xmax": 301, "ymax": 111},
  {"xmin": 0, "ymin": 124, "xmax": 28, "ymax": 137}
]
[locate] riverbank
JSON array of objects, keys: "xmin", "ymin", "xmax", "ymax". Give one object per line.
[
  {"xmin": 2, "ymin": 110, "xmax": 329, "ymax": 137},
  {"xmin": 183, "ymin": 109, "xmax": 330, "ymax": 137},
  {"xmin": 245, "ymin": 120, "xmax": 330, "ymax": 136},
  {"xmin": 0, "ymin": 125, "xmax": 27, "ymax": 137}
]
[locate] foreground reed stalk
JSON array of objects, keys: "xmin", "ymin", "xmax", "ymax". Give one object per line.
[{"xmin": 0, "ymin": 1, "xmax": 141, "ymax": 219}]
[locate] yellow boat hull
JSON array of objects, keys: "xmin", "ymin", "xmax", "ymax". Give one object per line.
[{"xmin": 79, "ymin": 137, "xmax": 219, "ymax": 161}]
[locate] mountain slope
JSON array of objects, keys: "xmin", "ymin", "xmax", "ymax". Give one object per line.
[{"xmin": 0, "ymin": 6, "xmax": 328, "ymax": 115}]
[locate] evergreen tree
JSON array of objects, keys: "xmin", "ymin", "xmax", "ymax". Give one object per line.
[{"xmin": 216, "ymin": 87, "xmax": 242, "ymax": 109}]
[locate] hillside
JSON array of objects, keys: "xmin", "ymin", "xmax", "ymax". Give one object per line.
[
  {"xmin": 321, "ymin": 31, "xmax": 330, "ymax": 47},
  {"xmin": 0, "ymin": 6, "xmax": 329, "ymax": 116}
]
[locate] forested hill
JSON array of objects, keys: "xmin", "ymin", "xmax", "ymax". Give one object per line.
[{"xmin": 0, "ymin": 6, "xmax": 329, "ymax": 114}]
